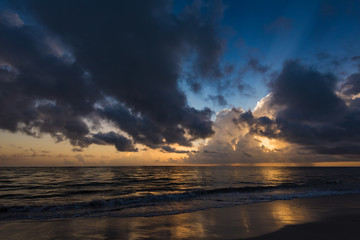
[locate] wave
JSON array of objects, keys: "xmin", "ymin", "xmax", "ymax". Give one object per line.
[
  {"xmin": 1, "ymin": 181, "xmax": 359, "ymax": 221},
  {"xmin": 0, "ymin": 184, "xmax": 297, "ymax": 210}
]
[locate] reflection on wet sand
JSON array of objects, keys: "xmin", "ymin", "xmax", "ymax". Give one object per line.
[
  {"xmin": 1, "ymin": 194, "xmax": 360, "ymax": 240},
  {"xmin": 126, "ymin": 212, "xmax": 208, "ymax": 240},
  {"xmin": 270, "ymin": 200, "xmax": 310, "ymax": 226}
]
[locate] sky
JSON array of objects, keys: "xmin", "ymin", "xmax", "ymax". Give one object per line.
[{"xmin": 1, "ymin": 0, "xmax": 360, "ymax": 166}]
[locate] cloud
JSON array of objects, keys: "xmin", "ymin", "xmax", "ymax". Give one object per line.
[
  {"xmin": 238, "ymin": 57, "xmax": 271, "ymax": 77},
  {"xmin": 262, "ymin": 60, "xmax": 360, "ymax": 155},
  {"xmin": 0, "ymin": 10, "xmax": 24, "ymax": 28},
  {"xmin": 0, "ymin": 1, "xmax": 225, "ymax": 151},
  {"xmin": 207, "ymin": 94, "xmax": 228, "ymax": 106},
  {"xmin": 98, "ymin": 103, "xmax": 213, "ymax": 149},
  {"xmin": 186, "ymin": 60, "xmax": 360, "ymax": 164},
  {"xmin": 72, "ymin": 148, "xmax": 83, "ymax": 152},
  {"xmin": 185, "ymin": 106, "xmax": 298, "ymax": 164},
  {"xmin": 242, "ymin": 61, "xmax": 360, "ymax": 155},
  {"xmin": 247, "ymin": 58, "xmax": 269, "ymax": 74},
  {"xmin": 235, "ymin": 57, "xmax": 270, "ymax": 96},
  {"xmin": 92, "ymin": 131, "xmax": 138, "ymax": 152},
  {"xmin": 340, "ymin": 73, "xmax": 360, "ymax": 96},
  {"xmin": 271, "ymin": 61, "xmax": 344, "ymax": 116},
  {"xmin": 160, "ymin": 146, "xmax": 193, "ymax": 154},
  {"xmin": 237, "ymin": 81, "xmax": 255, "ymax": 96}
]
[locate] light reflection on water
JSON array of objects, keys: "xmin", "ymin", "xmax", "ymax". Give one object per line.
[
  {"xmin": 2, "ymin": 166, "xmax": 296, "ymax": 206},
  {"xmin": 1, "ymin": 166, "xmax": 360, "ymax": 221},
  {"xmin": 259, "ymin": 167, "xmax": 291, "ymax": 184},
  {"xmin": 3, "ymin": 194, "xmax": 358, "ymax": 239}
]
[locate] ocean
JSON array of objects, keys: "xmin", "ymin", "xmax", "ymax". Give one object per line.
[{"xmin": 1, "ymin": 166, "xmax": 360, "ymax": 221}]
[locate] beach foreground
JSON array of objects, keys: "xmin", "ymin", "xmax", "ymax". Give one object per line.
[{"xmin": 1, "ymin": 194, "xmax": 360, "ymax": 240}]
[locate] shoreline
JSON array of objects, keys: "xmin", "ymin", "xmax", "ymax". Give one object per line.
[
  {"xmin": 244, "ymin": 213, "xmax": 360, "ymax": 240},
  {"xmin": 1, "ymin": 194, "xmax": 360, "ymax": 239}
]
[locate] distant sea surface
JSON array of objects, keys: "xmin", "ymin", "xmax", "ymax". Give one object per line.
[{"xmin": 1, "ymin": 166, "xmax": 360, "ymax": 221}]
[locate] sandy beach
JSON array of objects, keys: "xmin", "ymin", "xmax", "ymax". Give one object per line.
[{"xmin": 0, "ymin": 194, "xmax": 360, "ymax": 239}]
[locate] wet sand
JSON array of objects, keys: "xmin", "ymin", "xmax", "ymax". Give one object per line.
[
  {"xmin": 1, "ymin": 194, "xmax": 360, "ymax": 239},
  {"xmin": 245, "ymin": 214, "xmax": 360, "ymax": 240}
]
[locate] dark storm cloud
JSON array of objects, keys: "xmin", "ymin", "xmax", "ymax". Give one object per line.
[
  {"xmin": 179, "ymin": 0, "xmax": 226, "ymax": 79},
  {"xmin": 0, "ymin": 0, "xmax": 224, "ymax": 151},
  {"xmin": 0, "ymin": 16, "xmax": 99, "ymax": 147},
  {"xmin": 92, "ymin": 132, "xmax": 138, "ymax": 152},
  {"xmin": 99, "ymin": 103, "xmax": 213, "ymax": 148},
  {"xmin": 269, "ymin": 60, "xmax": 345, "ymax": 121},
  {"xmin": 235, "ymin": 60, "xmax": 360, "ymax": 155},
  {"xmin": 160, "ymin": 145, "xmax": 194, "ymax": 154}
]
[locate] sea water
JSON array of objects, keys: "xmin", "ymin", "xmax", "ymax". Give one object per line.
[{"xmin": 1, "ymin": 166, "xmax": 360, "ymax": 220}]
